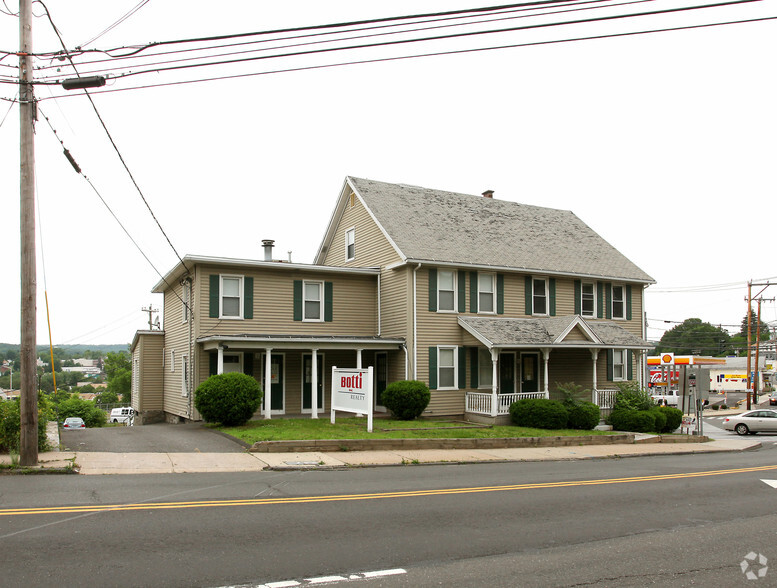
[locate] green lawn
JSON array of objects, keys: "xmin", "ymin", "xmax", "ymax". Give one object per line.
[{"xmin": 217, "ymin": 417, "xmax": 614, "ymax": 444}]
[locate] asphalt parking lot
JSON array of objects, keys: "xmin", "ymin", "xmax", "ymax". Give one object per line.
[{"xmin": 59, "ymin": 422, "xmax": 248, "ymax": 453}]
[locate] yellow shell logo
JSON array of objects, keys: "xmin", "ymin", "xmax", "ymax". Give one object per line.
[{"xmin": 662, "ymin": 354, "xmax": 673, "ymax": 363}]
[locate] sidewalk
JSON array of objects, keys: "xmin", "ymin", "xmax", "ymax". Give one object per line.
[{"xmin": 1, "ymin": 436, "xmax": 760, "ymax": 475}]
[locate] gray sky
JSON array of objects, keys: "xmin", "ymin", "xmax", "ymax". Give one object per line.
[{"xmin": 1, "ymin": 0, "xmax": 775, "ymax": 346}]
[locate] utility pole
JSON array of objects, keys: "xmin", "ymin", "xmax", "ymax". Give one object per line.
[
  {"xmin": 19, "ymin": 0, "xmax": 38, "ymax": 466},
  {"xmin": 142, "ymin": 304, "xmax": 159, "ymax": 330}
]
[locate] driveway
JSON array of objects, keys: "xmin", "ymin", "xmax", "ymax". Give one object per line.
[{"xmin": 59, "ymin": 422, "xmax": 248, "ymax": 453}]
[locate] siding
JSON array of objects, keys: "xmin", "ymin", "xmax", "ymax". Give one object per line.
[
  {"xmin": 163, "ymin": 281, "xmax": 192, "ymax": 419},
  {"xmin": 137, "ymin": 334, "xmax": 164, "ymax": 411}
]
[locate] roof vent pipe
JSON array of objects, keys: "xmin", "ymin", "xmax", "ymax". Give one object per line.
[
  {"xmin": 482, "ymin": 190, "xmax": 494, "ymax": 199},
  {"xmin": 262, "ymin": 239, "xmax": 275, "ymax": 261}
]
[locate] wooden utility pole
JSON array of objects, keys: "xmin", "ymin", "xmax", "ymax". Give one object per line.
[{"xmin": 19, "ymin": 0, "xmax": 38, "ymax": 466}]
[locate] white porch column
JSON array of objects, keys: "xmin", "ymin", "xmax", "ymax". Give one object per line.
[
  {"xmin": 356, "ymin": 349, "xmax": 363, "ymax": 369},
  {"xmin": 217, "ymin": 346, "xmax": 224, "ymax": 375},
  {"xmin": 311, "ymin": 349, "xmax": 319, "ymax": 419},
  {"xmin": 264, "ymin": 347, "xmax": 272, "ymax": 420},
  {"xmin": 541, "ymin": 348, "xmax": 551, "ymax": 397},
  {"xmin": 590, "ymin": 349, "xmax": 600, "ymax": 403},
  {"xmin": 490, "ymin": 349, "xmax": 498, "ymax": 418}
]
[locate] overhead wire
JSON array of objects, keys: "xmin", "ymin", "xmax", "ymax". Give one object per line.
[{"xmin": 78, "ymin": 0, "xmax": 151, "ymax": 48}]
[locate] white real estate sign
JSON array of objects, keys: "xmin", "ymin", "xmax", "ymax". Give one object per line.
[{"xmin": 330, "ymin": 366, "xmax": 373, "ymax": 433}]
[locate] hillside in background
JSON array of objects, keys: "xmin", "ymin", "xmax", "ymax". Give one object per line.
[{"xmin": 0, "ymin": 343, "xmax": 129, "ymax": 356}]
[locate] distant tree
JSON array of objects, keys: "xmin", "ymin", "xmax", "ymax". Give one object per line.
[
  {"xmin": 104, "ymin": 352, "xmax": 132, "ymax": 404},
  {"xmin": 95, "ymin": 389, "xmax": 119, "ymax": 405},
  {"xmin": 655, "ymin": 318, "xmax": 731, "ymax": 356},
  {"xmin": 737, "ymin": 308, "xmax": 771, "ymax": 341}
]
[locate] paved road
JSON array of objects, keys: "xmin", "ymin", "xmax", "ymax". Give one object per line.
[{"xmin": 60, "ymin": 422, "xmax": 247, "ymax": 453}]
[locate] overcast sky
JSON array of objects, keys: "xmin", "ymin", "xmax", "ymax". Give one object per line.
[{"xmin": 1, "ymin": 0, "xmax": 775, "ymax": 347}]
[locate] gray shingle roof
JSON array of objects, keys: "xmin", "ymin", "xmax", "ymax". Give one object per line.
[
  {"xmin": 349, "ymin": 177, "xmax": 653, "ymax": 283},
  {"xmin": 459, "ymin": 316, "xmax": 650, "ymax": 348}
]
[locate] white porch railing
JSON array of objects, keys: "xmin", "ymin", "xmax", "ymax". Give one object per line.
[
  {"xmin": 466, "ymin": 391, "xmax": 550, "ymax": 416},
  {"xmin": 594, "ymin": 388, "xmax": 619, "ymax": 409}
]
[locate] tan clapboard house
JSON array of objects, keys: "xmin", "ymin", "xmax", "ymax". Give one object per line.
[{"xmin": 131, "ymin": 177, "xmax": 654, "ymax": 424}]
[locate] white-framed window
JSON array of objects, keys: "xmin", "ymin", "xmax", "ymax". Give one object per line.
[
  {"xmin": 581, "ymin": 282, "xmax": 595, "ymax": 318},
  {"xmin": 345, "ymin": 227, "xmax": 355, "ymax": 261},
  {"xmin": 303, "ymin": 280, "xmax": 323, "ymax": 321},
  {"xmin": 182, "ymin": 280, "xmax": 190, "ymax": 323},
  {"xmin": 133, "ymin": 358, "xmax": 139, "ymax": 398},
  {"xmin": 220, "ymin": 275, "xmax": 243, "ymax": 319},
  {"xmin": 438, "ymin": 270, "xmax": 456, "ymax": 312},
  {"xmin": 438, "ymin": 346, "xmax": 457, "ymax": 389},
  {"xmin": 170, "ymin": 350, "xmax": 175, "ymax": 372},
  {"xmin": 612, "ymin": 285, "xmax": 625, "ymax": 320},
  {"xmin": 612, "ymin": 349, "xmax": 626, "ymax": 380},
  {"xmin": 532, "ymin": 278, "xmax": 548, "ymax": 316},
  {"xmin": 478, "ymin": 273, "xmax": 495, "ymax": 314},
  {"xmin": 181, "ymin": 354, "xmax": 189, "ymax": 396},
  {"xmin": 478, "ymin": 348, "xmax": 493, "ymax": 388}
]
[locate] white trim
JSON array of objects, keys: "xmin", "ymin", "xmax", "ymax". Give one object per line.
[
  {"xmin": 437, "ymin": 269, "xmax": 457, "ymax": 313},
  {"xmin": 477, "ymin": 272, "xmax": 496, "ymax": 315},
  {"xmin": 437, "ymin": 346, "xmax": 458, "ymax": 390},
  {"xmin": 219, "ymin": 274, "xmax": 244, "ymax": 320},
  {"xmin": 581, "ymin": 281, "xmax": 596, "ymax": 319},
  {"xmin": 302, "ymin": 280, "xmax": 324, "ymax": 322},
  {"xmin": 531, "ymin": 277, "xmax": 549, "ymax": 317},
  {"xmin": 611, "ymin": 284, "xmax": 626, "ymax": 320},
  {"xmin": 345, "ymin": 226, "xmax": 355, "ymax": 262},
  {"xmin": 612, "ymin": 348, "xmax": 626, "ymax": 380}
]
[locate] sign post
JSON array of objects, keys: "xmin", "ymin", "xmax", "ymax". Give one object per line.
[{"xmin": 331, "ymin": 366, "xmax": 374, "ymax": 433}]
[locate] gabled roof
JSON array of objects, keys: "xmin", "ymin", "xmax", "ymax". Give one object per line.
[
  {"xmin": 459, "ymin": 316, "xmax": 651, "ymax": 350},
  {"xmin": 318, "ymin": 177, "xmax": 653, "ymax": 283}
]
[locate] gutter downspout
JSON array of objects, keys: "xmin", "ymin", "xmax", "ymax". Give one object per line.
[
  {"xmin": 413, "ymin": 263, "xmax": 421, "ymax": 380},
  {"xmin": 377, "ymin": 272, "xmax": 381, "ymax": 337}
]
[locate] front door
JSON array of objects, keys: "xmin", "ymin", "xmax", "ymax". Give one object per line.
[
  {"xmin": 261, "ymin": 354, "xmax": 284, "ymax": 413},
  {"xmin": 375, "ymin": 353, "xmax": 388, "ymax": 409},
  {"xmin": 302, "ymin": 353, "xmax": 324, "ymax": 412},
  {"xmin": 521, "ymin": 353, "xmax": 540, "ymax": 393},
  {"xmin": 499, "ymin": 353, "xmax": 516, "ymax": 394}
]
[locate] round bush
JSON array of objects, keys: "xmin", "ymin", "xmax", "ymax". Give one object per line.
[
  {"xmin": 650, "ymin": 408, "xmax": 667, "ymax": 433},
  {"xmin": 610, "ymin": 409, "xmax": 656, "ymax": 433},
  {"xmin": 381, "ymin": 380, "xmax": 430, "ymax": 420},
  {"xmin": 510, "ymin": 398, "xmax": 569, "ymax": 429},
  {"xmin": 195, "ymin": 373, "xmax": 263, "ymax": 426},
  {"xmin": 657, "ymin": 405, "xmax": 683, "ymax": 433},
  {"xmin": 566, "ymin": 401, "xmax": 601, "ymax": 430}
]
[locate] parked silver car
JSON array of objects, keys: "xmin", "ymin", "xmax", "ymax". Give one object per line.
[
  {"xmin": 62, "ymin": 417, "xmax": 86, "ymax": 430},
  {"xmin": 722, "ymin": 410, "xmax": 777, "ymax": 435}
]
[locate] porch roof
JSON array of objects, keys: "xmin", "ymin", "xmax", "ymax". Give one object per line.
[
  {"xmin": 197, "ymin": 333, "xmax": 405, "ymax": 351},
  {"xmin": 458, "ymin": 315, "xmax": 651, "ymax": 350}
]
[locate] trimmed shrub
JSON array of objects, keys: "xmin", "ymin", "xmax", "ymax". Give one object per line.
[
  {"xmin": 650, "ymin": 407, "xmax": 667, "ymax": 433},
  {"xmin": 610, "ymin": 409, "xmax": 656, "ymax": 433},
  {"xmin": 381, "ymin": 380, "xmax": 430, "ymax": 420},
  {"xmin": 58, "ymin": 397, "xmax": 107, "ymax": 428},
  {"xmin": 0, "ymin": 400, "xmax": 50, "ymax": 453},
  {"xmin": 567, "ymin": 401, "xmax": 601, "ymax": 430},
  {"xmin": 195, "ymin": 373, "xmax": 263, "ymax": 426},
  {"xmin": 510, "ymin": 398, "xmax": 569, "ymax": 430},
  {"xmin": 657, "ymin": 405, "xmax": 683, "ymax": 433}
]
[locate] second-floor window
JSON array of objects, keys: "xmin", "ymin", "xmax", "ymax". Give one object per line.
[
  {"xmin": 345, "ymin": 228, "xmax": 355, "ymax": 261},
  {"xmin": 581, "ymin": 282, "xmax": 595, "ymax": 318},
  {"xmin": 304, "ymin": 281, "xmax": 323, "ymax": 321},
  {"xmin": 532, "ymin": 278, "xmax": 548, "ymax": 316},
  {"xmin": 221, "ymin": 276, "xmax": 243, "ymax": 318},
  {"xmin": 182, "ymin": 280, "xmax": 190, "ymax": 323},
  {"xmin": 612, "ymin": 285, "xmax": 625, "ymax": 319},
  {"xmin": 478, "ymin": 273, "xmax": 495, "ymax": 313},
  {"xmin": 438, "ymin": 270, "xmax": 456, "ymax": 312}
]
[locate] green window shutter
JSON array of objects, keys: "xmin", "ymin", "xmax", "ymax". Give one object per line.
[
  {"xmin": 458, "ymin": 346, "xmax": 466, "ymax": 389},
  {"xmin": 497, "ymin": 274, "xmax": 504, "ymax": 315},
  {"xmin": 324, "ymin": 281, "xmax": 334, "ymax": 322},
  {"xmin": 597, "ymin": 282, "xmax": 604, "ymax": 319},
  {"xmin": 209, "ymin": 275, "xmax": 219, "ymax": 318},
  {"xmin": 606, "ymin": 349, "xmax": 614, "ymax": 381},
  {"xmin": 244, "ymin": 352, "xmax": 254, "ymax": 377},
  {"xmin": 574, "ymin": 280, "xmax": 581, "ymax": 315},
  {"xmin": 627, "ymin": 350, "xmax": 633, "ymax": 380},
  {"xmin": 524, "ymin": 276, "xmax": 532, "ymax": 315},
  {"xmin": 428, "ymin": 347, "xmax": 438, "ymax": 390},
  {"xmin": 244, "ymin": 277, "xmax": 254, "ymax": 319},
  {"xmin": 470, "ymin": 347, "xmax": 479, "ymax": 388},
  {"xmin": 549, "ymin": 278, "xmax": 556, "ymax": 317},
  {"xmin": 428, "ymin": 268, "xmax": 437, "ymax": 312},
  {"xmin": 209, "ymin": 353, "xmax": 217, "ymax": 376},
  {"xmin": 293, "ymin": 280, "xmax": 302, "ymax": 321},
  {"xmin": 605, "ymin": 283, "xmax": 612, "ymax": 319},
  {"xmin": 470, "ymin": 272, "xmax": 478, "ymax": 313},
  {"xmin": 458, "ymin": 271, "xmax": 466, "ymax": 313},
  {"xmin": 626, "ymin": 285, "xmax": 633, "ymax": 321}
]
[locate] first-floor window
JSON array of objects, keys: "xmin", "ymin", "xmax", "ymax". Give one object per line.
[
  {"xmin": 612, "ymin": 349, "xmax": 626, "ymax": 380},
  {"xmin": 181, "ymin": 355, "xmax": 189, "ymax": 396},
  {"xmin": 478, "ymin": 348, "xmax": 493, "ymax": 388},
  {"xmin": 438, "ymin": 346, "xmax": 457, "ymax": 389},
  {"xmin": 581, "ymin": 282, "xmax": 595, "ymax": 318}
]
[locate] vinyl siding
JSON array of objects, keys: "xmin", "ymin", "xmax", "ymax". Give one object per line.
[
  {"xmin": 161, "ymin": 281, "xmax": 192, "ymax": 419},
  {"xmin": 134, "ymin": 334, "xmax": 164, "ymax": 411}
]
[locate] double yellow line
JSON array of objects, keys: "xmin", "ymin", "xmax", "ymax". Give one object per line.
[{"xmin": 3, "ymin": 464, "xmax": 776, "ymax": 517}]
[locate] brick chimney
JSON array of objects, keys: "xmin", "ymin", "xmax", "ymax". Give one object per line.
[{"xmin": 482, "ymin": 190, "xmax": 494, "ymax": 199}]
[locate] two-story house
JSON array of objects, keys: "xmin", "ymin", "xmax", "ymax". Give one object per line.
[{"xmin": 131, "ymin": 177, "xmax": 654, "ymax": 424}]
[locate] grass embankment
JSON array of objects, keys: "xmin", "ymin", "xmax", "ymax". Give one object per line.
[{"xmin": 218, "ymin": 417, "xmax": 614, "ymax": 445}]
